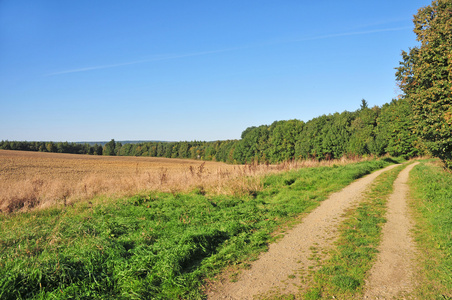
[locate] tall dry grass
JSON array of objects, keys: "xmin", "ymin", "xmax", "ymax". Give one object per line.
[{"xmin": 0, "ymin": 150, "xmax": 368, "ymax": 213}]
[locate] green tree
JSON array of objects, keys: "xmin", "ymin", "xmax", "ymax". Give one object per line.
[
  {"xmin": 103, "ymin": 139, "xmax": 116, "ymax": 156},
  {"xmin": 360, "ymin": 98, "xmax": 369, "ymax": 110},
  {"xmin": 396, "ymin": 0, "xmax": 452, "ymax": 167},
  {"xmin": 375, "ymin": 98, "xmax": 422, "ymax": 158},
  {"xmin": 295, "ymin": 115, "xmax": 330, "ymax": 160},
  {"xmin": 322, "ymin": 112, "xmax": 353, "ymax": 159},
  {"xmin": 268, "ymin": 120, "xmax": 304, "ymax": 162},
  {"xmin": 115, "ymin": 142, "xmax": 123, "ymax": 156},
  {"xmin": 120, "ymin": 143, "xmax": 134, "ymax": 156},
  {"xmin": 234, "ymin": 125, "xmax": 270, "ymax": 163},
  {"xmin": 178, "ymin": 142, "xmax": 190, "ymax": 159},
  {"xmin": 94, "ymin": 144, "xmax": 103, "ymax": 155},
  {"xmin": 46, "ymin": 142, "xmax": 56, "ymax": 153},
  {"xmin": 347, "ymin": 105, "xmax": 379, "ymax": 156}
]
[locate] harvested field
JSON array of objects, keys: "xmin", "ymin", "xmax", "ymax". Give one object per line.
[
  {"xmin": 0, "ymin": 150, "xmax": 236, "ymax": 212},
  {"xmin": 0, "ymin": 150, "xmax": 369, "ymax": 213}
]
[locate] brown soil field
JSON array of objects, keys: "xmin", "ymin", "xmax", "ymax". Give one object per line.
[
  {"xmin": 0, "ymin": 150, "xmax": 239, "ymax": 212},
  {"xmin": 0, "ymin": 150, "xmax": 366, "ymax": 213}
]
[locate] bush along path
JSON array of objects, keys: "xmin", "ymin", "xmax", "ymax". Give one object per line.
[{"xmin": 207, "ymin": 163, "xmax": 402, "ymax": 299}]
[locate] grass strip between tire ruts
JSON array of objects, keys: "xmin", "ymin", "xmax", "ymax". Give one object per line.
[{"xmin": 302, "ymin": 163, "xmax": 407, "ymax": 299}]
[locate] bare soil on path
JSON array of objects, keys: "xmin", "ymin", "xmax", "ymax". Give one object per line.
[
  {"xmin": 363, "ymin": 162, "xmax": 419, "ymax": 299},
  {"xmin": 207, "ymin": 164, "xmax": 400, "ymax": 299}
]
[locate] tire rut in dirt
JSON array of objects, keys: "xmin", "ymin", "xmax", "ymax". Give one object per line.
[
  {"xmin": 207, "ymin": 164, "xmax": 400, "ymax": 300},
  {"xmin": 363, "ymin": 162, "xmax": 419, "ymax": 299}
]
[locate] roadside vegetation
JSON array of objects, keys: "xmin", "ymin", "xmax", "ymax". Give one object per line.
[
  {"xmin": 302, "ymin": 163, "xmax": 406, "ymax": 299},
  {"xmin": 0, "ymin": 159, "xmax": 394, "ymax": 299},
  {"xmin": 409, "ymin": 160, "xmax": 452, "ymax": 299}
]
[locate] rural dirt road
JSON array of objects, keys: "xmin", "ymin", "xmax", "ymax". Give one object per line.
[
  {"xmin": 363, "ymin": 162, "xmax": 419, "ymax": 299},
  {"xmin": 207, "ymin": 163, "xmax": 405, "ymax": 299}
]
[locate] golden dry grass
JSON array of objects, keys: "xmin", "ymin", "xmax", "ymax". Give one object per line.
[{"xmin": 0, "ymin": 149, "xmax": 367, "ymax": 213}]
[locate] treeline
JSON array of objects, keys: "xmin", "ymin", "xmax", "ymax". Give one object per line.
[
  {"xmin": 0, "ymin": 98, "xmax": 424, "ymax": 164},
  {"xmin": 0, "ymin": 139, "xmax": 238, "ymax": 163},
  {"xmin": 233, "ymin": 98, "xmax": 422, "ymax": 163},
  {"xmin": 0, "ymin": 141, "xmax": 104, "ymax": 155},
  {"xmin": 102, "ymin": 139, "xmax": 237, "ymax": 162}
]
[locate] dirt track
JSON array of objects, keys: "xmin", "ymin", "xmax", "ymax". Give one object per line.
[
  {"xmin": 363, "ymin": 162, "xmax": 419, "ymax": 299},
  {"xmin": 207, "ymin": 164, "xmax": 402, "ymax": 299}
]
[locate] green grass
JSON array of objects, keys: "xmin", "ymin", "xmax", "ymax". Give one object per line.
[
  {"xmin": 409, "ymin": 160, "xmax": 452, "ymax": 299},
  {"xmin": 303, "ymin": 163, "xmax": 407, "ymax": 299},
  {"xmin": 0, "ymin": 159, "xmax": 395, "ymax": 299}
]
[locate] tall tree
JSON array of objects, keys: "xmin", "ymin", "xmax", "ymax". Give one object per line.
[
  {"xmin": 396, "ymin": 0, "xmax": 452, "ymax": 167},
  {"xmin": 103, "ymin": 139, "xmax": 116, "ymax": 156},
  {"xmin": 375, "ymin": 99, "xmax": 422, "ymax": 158},
  {"xmin": 268, "ymin": 120, "xmax": 304, "ymax": 162},
  {"xmin": 347, "ymin": 106, "xmax": 379, "ymax": 156}
]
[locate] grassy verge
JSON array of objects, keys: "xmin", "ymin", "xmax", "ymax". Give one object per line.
[
  {"xmin": 409, "ymin": 160, "xmax": 452, "ymax": 299},
  {"xmin": 0, "ymin": 159, "xmax": 395, "ymax": 299},
  {"xmin": 302, "ymin": 163, "xmax": 407, "ymax": 299}
]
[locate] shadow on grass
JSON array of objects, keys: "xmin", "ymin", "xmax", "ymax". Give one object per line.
[{"xmin": 381, "ymin": 157, "xmax": 401, "ymax": 164}]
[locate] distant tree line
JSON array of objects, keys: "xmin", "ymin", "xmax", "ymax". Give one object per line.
[
  {"xmin": 0, "ymin": 98, "xmax": 424, "ymax": 164},
  {"xmin": 0, "ymin": 141, "xmax": 104, "ymax": 155}
]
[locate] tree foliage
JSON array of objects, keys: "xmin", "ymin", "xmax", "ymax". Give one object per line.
[
  {"xmin": 375, "ymin": 99, "xmax": 422, "ymax": 158},
  {"xmin": 103, "ymin": 139, "xmax": 116, "ymax": 156},
  {"xmin": 396, "ymin": 0, "xmax": 452, "ymax": 167},
  {"xmin": 1, "ymin": 101, "xmax": 425, "ymax": 163}
]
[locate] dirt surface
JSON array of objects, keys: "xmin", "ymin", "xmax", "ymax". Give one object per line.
[
  {"xmin": 207, "ymin": 164, "xmax": 400, "ymax": 299},
  {"xmin": 363, "ymin": 162, "xmax": 419, "ymax": 299},
  {"xmin": 0, "ymin": 150, "xmax": 236, "ymax": 211}
]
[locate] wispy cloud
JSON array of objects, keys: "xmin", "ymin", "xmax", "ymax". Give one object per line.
[{"xmin": 46, "ymin": 26, "xmax": 410, "ymax": 76}]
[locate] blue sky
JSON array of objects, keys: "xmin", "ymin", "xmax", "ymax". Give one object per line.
[{"xmin": 1, "ymin": 0, "xmax": 432, "ymax": 142}]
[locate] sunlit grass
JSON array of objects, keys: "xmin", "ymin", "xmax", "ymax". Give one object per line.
[
  {"xmin": 0, "ymin": 159, "xmax": 395, "ymax": 299},
  {"xmin": 409, "ymin": 160, "xmax": 452, "ymax": 299},
  {"xmin": 302, "ymin": 163, "xmax": 406, "ymax": 299}
]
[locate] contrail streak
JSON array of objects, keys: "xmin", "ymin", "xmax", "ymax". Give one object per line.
[
  {"xmin": 46, "ymin": 47, "xmax": 246, "ymax": 76},
  {"xmin": 46, "ymin": 26, "xmax": 410, "ymax": 76},
  {"xmin": 292, "ymin": 26, "xmax": 412, "ymax": 42}
]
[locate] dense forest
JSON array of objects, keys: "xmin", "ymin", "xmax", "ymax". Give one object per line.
[
  {"xmin": 0, "ymin": 98, "xmax": 424, "ymax": 164},
  {"xmin": 2, "ymin": 0, "xmax": 451, "ymax": 167}
]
